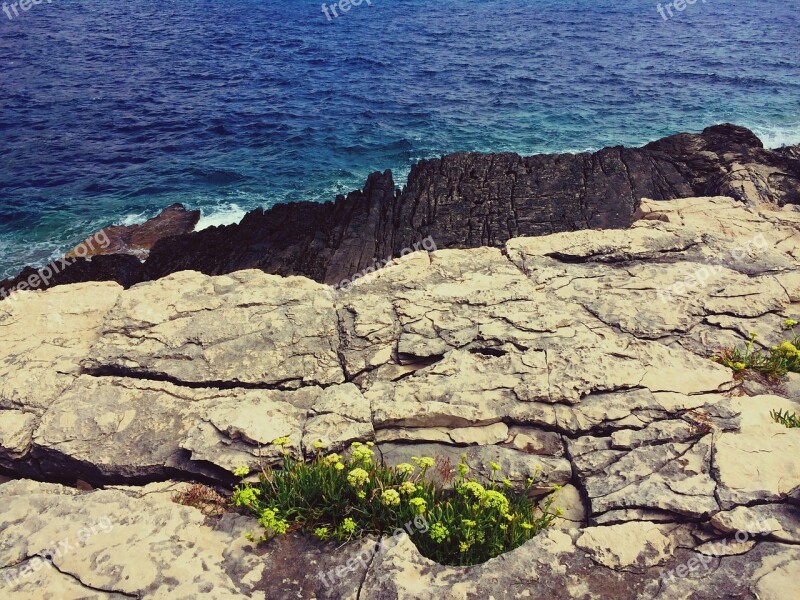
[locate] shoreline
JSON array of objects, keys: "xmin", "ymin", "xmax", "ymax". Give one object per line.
[{"xmin": 2, "ymin": 123, "xmax": 799, "ymax": 301}]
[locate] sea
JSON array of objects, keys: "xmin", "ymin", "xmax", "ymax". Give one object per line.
[{"xmin": 1, "ymin": 0, "xmax": 798, "ymax": 278}]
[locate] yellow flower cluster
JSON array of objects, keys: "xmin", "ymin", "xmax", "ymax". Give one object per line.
[
  {"xmin": 399, "ymin": 481, "xmax": 417, "ymax": 495},
  {"xmin": 776, "ymin": 341, "xmax": 799, "ymax": 357},
  {"xmin": 396, "ymin": 463, "xmax": 415, "ymax": 476},
  {"xmin": 259, "ymin": 508, "xmax": 289, "ymax": 535},
  {"xmin": 381, "ymin": 489, "xmax": 401, "ymax": 507},
  {"xmin": 322, "ymin": 453, "xmax": 342, "ymax": 466},
  {"xmin": 409, "ymin": 497, "xmax": 427, "ymax": 515},
  {"xmin": 347, "ymin": 468, "xmax": 370, "ymax": 488},
  {"xmin": 350, "ymin": 444, "xmax": 375, "ymax": 465},
  {"xmin": 430, "ymin": 523, "xmax": 449, "ymax": 543},
  {"xmin": 341, "ymin": 517, "xmax": 357, "ymax": 534},
  {"xmin": 481, "ymin": 490, "xmax": 510, "ymax": 515},
  {"xmin": 460, "ymin": 481, "xmax": 486, "ymax": 500},
  {"xmin": 411, "ymin": 456, "xmax": 435, "ymax": 469},
  {"xmin": 232, "ymin": 486, "xmax": 260, "ymax": 508}
]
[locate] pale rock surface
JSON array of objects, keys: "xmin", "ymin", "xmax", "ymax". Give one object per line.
[{"xmin": 1, "ymin": 197, "xmax": 799, "ymax": 598}]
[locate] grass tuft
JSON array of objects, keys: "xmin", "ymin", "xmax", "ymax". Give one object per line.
[
  {"xmin": 232, "ymin": 440, "xmax": 560, "ymax": 566},
  {"xmin": 771, "ymin": 409, "xmax": 800, "ymax": 428},
  {"xmin": 712, "ymin": 320, "xmax": 800, "ymax": 380}
]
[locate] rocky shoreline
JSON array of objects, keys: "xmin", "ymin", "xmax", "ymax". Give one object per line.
[
  {"xmin": 1, "ymin": 195, "xmax": 799, "ymax": 598},
  {"xmin": 3, "ymin": 124, "xmax": 799, "ymax": 299}
]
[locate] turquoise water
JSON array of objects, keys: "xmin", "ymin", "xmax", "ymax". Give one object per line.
[{"xmin": 0, "ymin": 0, "xmax": 798, "ymax": 278}]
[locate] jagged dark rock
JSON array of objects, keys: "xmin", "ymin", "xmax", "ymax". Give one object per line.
[
  {"xmin": 67, "ymin": 202, "xmax": 200, "ymax": 260},
  {"xmin": 2, "ymin": 124, "xmax": 798, "ymax": 298}
]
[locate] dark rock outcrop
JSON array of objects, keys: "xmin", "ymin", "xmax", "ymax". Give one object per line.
[
  {"xmin": 2, "ymin": 124, "xmax": 799, "ymax": 297},
  {"xmin": 67, "ymin": 202, "xmax": 200, "ymax": 260}
]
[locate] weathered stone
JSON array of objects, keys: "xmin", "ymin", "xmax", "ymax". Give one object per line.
[
  {"xmin": 0, "ymin": 480, "xmax": 257, "ymax": 599},
  {"xmin": 714, "ymin": 396, "xmax": 800, "ymax": 508},
  {"xmin": 84, "ymin": 270, "xmax": 344, "ymax": 387},
  {"xmin": 575, "ymin": 522, "xmax": 674, "ymax": 569},
  {"xmin": 0, "ymin": 195, "xmax": 799, "ymax": 597}
]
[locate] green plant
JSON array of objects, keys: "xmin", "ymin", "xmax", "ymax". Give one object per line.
[
  {"xmin": 712, "ymin": 321, "xmax": 800, "ymax": 380},
  {"xmin": 232, "ymin": 439, "xmax": 560, "ymax": 566},
  {"xmin": 771, "ymin": 409, "xmax": 800, "ymax": 428}
]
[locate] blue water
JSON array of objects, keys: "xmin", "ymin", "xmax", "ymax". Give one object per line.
[{"xmin": 1, "ymin": 0, "xmax": 798, "ymax": 278}]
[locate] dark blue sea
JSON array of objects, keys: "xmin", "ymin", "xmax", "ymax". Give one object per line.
[{"xmin": 1, "ymin": 0, "xmax": 798, "ymax": 278}]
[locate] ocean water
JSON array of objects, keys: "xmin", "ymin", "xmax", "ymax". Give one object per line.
[{"xmin": 0, "ymin": 0, "xmax": 798, "ymax": 279}]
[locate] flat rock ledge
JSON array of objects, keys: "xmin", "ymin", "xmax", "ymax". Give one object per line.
[{"xmin": 1, "ymin": 196, "xmax": 799, "ymax": 599}]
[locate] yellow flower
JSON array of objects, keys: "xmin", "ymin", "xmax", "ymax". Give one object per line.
[
  {"xmin": 412, "ymin": 456, "xmax": 435, "ymax": 469},
  {"xmin": 233, "ymin": 466, "xmax": 250, "ymax": 478},
  {"xmin": 429, "ymin": 523, "xmax": 449, "ymax": 543},
  {"xmin": 409, "ymin": 497, "xmax": 427, "ymax": 515},
  {"xmin": 232, "ymin": 485, "xmax": 260, "ymax": 507},
  {"xmin": 482, "ymin": 490, "xmax": 510, "ymax": 515},
  {"xmin": 322, "ymin": 453, "xmax": 342, "ymax": 466},
  {"xmin": 350, "ymin": 444, "xmax": 375, "ymax": 465},
  {"xmin": 347, "ymin": 468, "xmax": 370, "ymax": 487},
  {"xmin": 459, "ymin": 541, "xmax": 470, "ymax": 553},
  {"xmin": 335, "ymin": 462, "xmax": 345, "ymax": 471},
  {"xmin": 381, "ymin": 489, "xmax": 401, "ymax": 507},
  {"xmin": 785, "ymin": 319, "xmax": 799, "ymax": 328},
  {"xmin": 489, "ymin": 461, "xmax": 501, "ymax": 472},
  {"xmin": 340, "ymin": 518, "xmax": 357, "ymax": 534},
  {"xmin": 732, "ymin": 362, "xmax": 747, "ymax": 371},
  {"xmin": 460, "ymin": 481, "xmax": 486, "ymax": 500},
  {"xmin": 396, "ymin": 463, "xmax": 415, "ymax": 476},
  {"xmin": 399, "ymin": 481, "xmax": 417, "ymax": 495},
  {"xmin": 272, "ymin": 437, "xmax": 290, "ymax": 447},
  {"xmin": 312, "ymin": 440, "xmax": 325, "ymax": 450},
  {"xmin": 258, "ymin": 508, "xmax": 289, "ymax": 536},
  {"xmin": 779, "ymin": 341, "xmax": 799, "ymax": 356}
]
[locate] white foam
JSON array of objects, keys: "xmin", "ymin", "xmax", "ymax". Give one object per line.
[
  {"xmin": 116, "ymin": 211, "xmax": 151, "ymax": 227},
  {"xmin": 196, "ymin": 203, "xmax": 248, "ymax": 230},
  {"xmin": 749, "ymin": 124, "xmax": 800, "ymax": 149}
]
